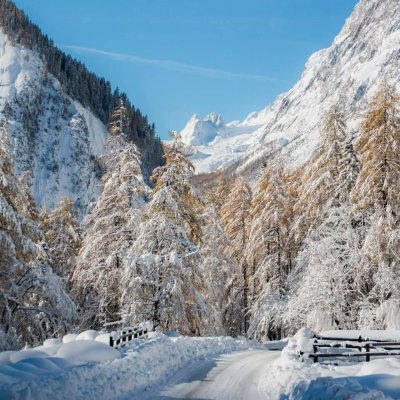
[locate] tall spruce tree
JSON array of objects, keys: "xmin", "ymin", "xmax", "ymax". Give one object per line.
[
  {"xmin": 39, "ymin": 199, "xmax": 81, "ymax": 283},
  {"xmin": 352, "ymin": 83, "xmax": 400, "ymax": 328},
  {"xmin": 199, "ymin": 206, "xmax": 243, "ymax": 336},
  {"xmin": 220, "ymin": 177, "xmax": 252, "ymax": 333},
  {"xmin": 0, "ymin": 132, "xmax": 76, "ymax": 349},
  {"xmin": 121, "ymin": 133, "xmax": 213, "ymax": 335},
  {"xmin": 246, "ymin": 164, "xmax": 296, "ymax": 340},
  {"xmin": 72, "ymin": 134, "xmax": 148, "ymax": 330},
  {"xmin": 293, "ymin": 105, "xmax": 351, "ymax": 238}
]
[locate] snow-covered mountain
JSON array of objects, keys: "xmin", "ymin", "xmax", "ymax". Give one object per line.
[
  {"xmin": 182, "ymin": 0, "xmax": 400, "ymax": 175},
  {"xmin": 181, "ymin": 113, "xmax": 224, "ymax": 146},
  {"xmin": 180, "ymin": 113, "xmax": 269, "ymax": 174},
  {"xmin": 0, "ymin": 30, "xmax": 108, "ymax": 216},
  {"xmin": 0, "ymin": 1, "xmax": 163, "ymax": 217}
]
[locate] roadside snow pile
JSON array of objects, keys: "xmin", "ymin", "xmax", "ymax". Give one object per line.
[
  {"xmin": 0, "ymin": 329, "xmax": 120, "ymax": 389},
  {"xmin": 0, "ymin": 333, "xmax": 260, "ymax": 399},
  {"xmin": 260, "ymin": 328, "xmax": 400, "ymax": 399}
]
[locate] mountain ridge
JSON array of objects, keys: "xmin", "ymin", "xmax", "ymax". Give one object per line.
[
  {"xmin": 181, "ymin": 0, "xmax": 400, "ymax": 176},
  {"xmin": 0, "ymin": 0, "xmax": 163, "ymax": 216}
]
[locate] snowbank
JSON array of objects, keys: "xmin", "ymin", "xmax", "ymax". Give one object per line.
[
  {"xmin": 0, "ymin": 329, "xmax": 121, "ymax": 394},
  {"xmin": 0, "ymin": 333, "xmax": 260, "ymax": 399},
  {"xmin": 259, "ymin": 329, "xmax": 400, "ymax": 399},
  {"xmin": 320, "ymin": 330, "xmax": 400, "ymax": 341}
]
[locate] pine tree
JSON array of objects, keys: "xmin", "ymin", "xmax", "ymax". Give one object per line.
[
  {"xmin": 294, "ymin": 105, "xmax": 352, "ymax": 237},
  {"xmin": 353, "ymin": 83, "xmax": 400, "ymax": 215},
  {"xmin": 205, "ymin": 177, "xmax": 231, "ymax": 214},
  {"xmin": 286, "ymin": 206, "xmax": 361, "ymax": 333},
  {"xmin": 39, "ymin": 198, "xmax": 80, "ymax": 283},
  {"xmin": 108, "ymin": 97, "xmax": 130, "ymax": 137},
  {"xmin": 199, "ymin": 206, "xmax": 243, "ymax": 335},
  {"xmin": 220, "ymin": 176, "xmax": 252, "ymax": 333},
  {"xmin": 121, "ymin": 134, "xmax": 212, "ymax": 334},
  {"xmin": 246, "ymin": 164, "xmax": 296, "ymax": 340},
  {"xmin": 150, "ymin": 132, "xmax": 204, "ymax": 243},
  {"xmin": 0, "ymin": 132, "xmax": 76, "ymax": 349},
  {"xmin": 72, "ymin": 135, "xmax": 148, "ymax": 330},
  {"xmin": 352, "ymin": 83, "xmax": 400, "ymax": 329}
]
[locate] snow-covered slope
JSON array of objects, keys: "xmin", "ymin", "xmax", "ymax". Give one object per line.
[
  {"xmin": 0, "ymin": 30, "xmax": 108, "ymax": 216},
  {"xmin": 180, "ymin": 113, "xmax": 269, "ymax": 174},
  {"xmin": 183, "ymin": 0, "xmax": 400, "ymax": 175}
]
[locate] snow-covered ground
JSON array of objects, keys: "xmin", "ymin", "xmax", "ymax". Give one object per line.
[
  {"xmin": 0, "ymin": 332, "xmax": 264, "ymax": 400},
  {"xmin": 3, "ymin": 329, "xmax": 400, "ymax": 399},
  {"xmin": 259, "ymin": 329, "xmax": 400, "ymax": 400},
  {"xmin": 144, "ymin": 349, "xmax": 281, "ymax": 400}
]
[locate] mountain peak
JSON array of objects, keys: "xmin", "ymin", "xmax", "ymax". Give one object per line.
[
  {"xmin": 204, "ymin": 113, "xmax": 224, "ymax": 128},
  {"xmin": 180, "ymin": 113, "xmax": 225, "ymax": 146}
]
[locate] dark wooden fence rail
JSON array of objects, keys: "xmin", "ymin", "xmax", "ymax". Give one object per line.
[
  {"xmin": 109, "ymin": 326, "xmax": 150, "ymax": 348},
  {"xmin": 300, "ymin": 335, "xmax": 400, "ymax": 363}
]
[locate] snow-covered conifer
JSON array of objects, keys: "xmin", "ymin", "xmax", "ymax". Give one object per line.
[
  {"xmin": 246, "ymin": 165, "xmax": 296, "ymax": 340},
  {"xmin": 150, "ymin": 131, "xmax": 204, "ymax": 243},
  {"xmin": 0, "ymin": 132, "xmax": 76, "ymax": 348},
  {"xmin": 286, "ymin": 206, "xmax": 361, "ymax": 333},
  {"xmin": 352, "ymin": 84, "xmax": 400, "ymax": 328},
  {"xmin": 220, "ymin": 177, "xmax": 252, "ymax": 333},
  {"xmin": 205, "ymin": 177, "xmax": 231, "ymax": 214},
  {"xmin": 39, "ymin": 198, "xmax": 80, "ymax": 282},
  {"xmin": 121, "ymin": 134, "xmax": 213, "ymax": 335},
  {"xmin": 108, "ymin": 97, "xmax": 130, "ymax": 137},
  {"xmin": 353, "ymin": 83, "xmax": 400, "ymax": 215},
  {"xmin": 198, "ymin": 206, "xmax": 243, "ymax": 335},
  {"xmin": 294, "ymin": 106, "xmax": 354, "ymax": 236},
  {"xmin": 72, "ymin": 134, "xmax": 148, "ymax": 330}
]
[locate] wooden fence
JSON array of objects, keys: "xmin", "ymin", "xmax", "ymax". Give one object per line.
[
  {"xmin": 301, "ymin": 334, "xmax": 400, "ymax": 363},
  {"xmin": 109, "ymin": 326, "xmax": 150, "ymax": 348}
]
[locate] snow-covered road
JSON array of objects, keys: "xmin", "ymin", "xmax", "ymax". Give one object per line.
[{"xmin": 138, "ymin": 350, "xmax": 280, "ymax": 400}]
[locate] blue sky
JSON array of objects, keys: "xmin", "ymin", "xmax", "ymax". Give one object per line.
[{"xmin": 14, "ymin": 0, "xmax": 358, "ymax": 138}]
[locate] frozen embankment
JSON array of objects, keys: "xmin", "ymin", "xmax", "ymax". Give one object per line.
[{"xmin": 0, "ymin": 332, "xmax": 265, "ymax": 400}]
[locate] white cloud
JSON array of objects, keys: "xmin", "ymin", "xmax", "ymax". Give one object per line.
[{"xmin": 59, "ymin": 44, "xmax": 276, "ymax": 83}]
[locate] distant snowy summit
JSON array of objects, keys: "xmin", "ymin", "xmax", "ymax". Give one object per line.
[
  {"xmin": 180, "ymin": 112, "xmax": 269, "ymax": 174},
  {"xmin": 183, "ymin": 0, "xmax": 400, "ymax": 176},
  {"xmin": 181, "ymin": 113, "xmax": 225, "ymax": 146}
]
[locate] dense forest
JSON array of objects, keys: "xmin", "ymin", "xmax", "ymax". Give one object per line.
[
  {"xmin": 1, "ymin": 79, "xmax": 399, "ymax": 349},
  {"xmin": 0, "ymin": 0, "xmax": 163, "ymax": 177}
]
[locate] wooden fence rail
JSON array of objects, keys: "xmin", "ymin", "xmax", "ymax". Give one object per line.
[
  {"xmin": 301, "ymin": 335, "xmax": 400, "ymax": 363},
  {"xmin": 109, "ymin": 326, "xmax": 150, "ymax": 348}
]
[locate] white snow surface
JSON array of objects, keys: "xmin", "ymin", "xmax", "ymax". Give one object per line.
[
  {"xmin": 0, "ymin": 332, "xmax": 262, "ymax": 400},
  {"xmin": 260, "ymin": 329, "xmax": 400, "ymax": 399},
  {"xmin": 148, "ymin": 349, "xmax": 281, "ymax": 400},
  {"xmin": 0, "ymin": 29, "xmax": 108, "ymax": 217},
  {"xmin": 181, "ymin": 0, "xmax": 400, "ymax": 175},
  {"xmin": 3, "ymin": 329, "xmax": 400, "ymax": 399},
  {"xmin": 320, "ymin": 330, "xmax": 400, "ymax": 342}
]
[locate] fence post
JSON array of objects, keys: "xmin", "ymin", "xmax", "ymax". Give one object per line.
[
  {"xmin": 366, "ymin": 343, "xmax": 370, "ymax": 362},
  {"xmin": 313, "ymin": 340, "xmax": 318, "ymax": 363},
  {"xmin": 109, "ymin": 335, "xmax": 114, "ymax": 348}
]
